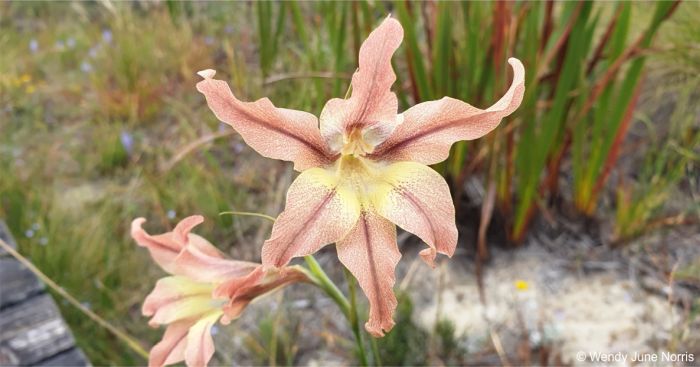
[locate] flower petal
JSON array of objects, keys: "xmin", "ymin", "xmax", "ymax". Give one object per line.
[
  {"xmin": 216, "ymin": 266, "xmax": 310, "ymax": 324},
  {"xmin": 173, "ymin": 245, "xmax": 259, "ymax": 283},
  {"xmin": 143, "ymin": 276, "xmax": 220, "ymax": 326},
  {"xmin": 172, "ymin": 215, "xmax": 205, "ymax": 247},
  {"xmin": 131, "ymin": 218, "xmax": 182, "ymax": 272},
  {"xmin": 213, "ymin": 267, "xmax": 264, "ymax": 324},
  {"xmin": 261, "ymin": 167, "xmax": 361, "ymax": 267},
  {"xmin": 149, "ymin": 319, "xmax": 191, "ymax": 367},
  {"xmin": 184, "ymin": 312, "xmax": 222, "ymax": 367},
  {"xmin": 213, "ymin": 265, "xmax": 268, "ymax": 298},
  {"xmin": 185, "ymin": 233, "xmax": 224, "ymax": 259},
  {"xmin": 196, "ymin": 71, "xmax": 334, "ymax": 171},
  {"xmin": 319, "ymin": 17, "xmax": 404, "ymax": 152},
  {"xmin": 371, "ymin": 58, "xmax": 525, "ymax": 165},
  {"xmin": 372, "ymin": 162, "xmax": 457, "ymax": 267},
  {"xmin": 336, "ymin": 210, "xmax": 399, "ymax": 337},
  {"xmin": 131, "ymin": 216, "xmax": 223, "ymax": 274}
]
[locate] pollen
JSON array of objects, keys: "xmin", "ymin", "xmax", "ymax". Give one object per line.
[{"xmin": 341, "ymin": 127, "xmax": 375, "ymax": 157}]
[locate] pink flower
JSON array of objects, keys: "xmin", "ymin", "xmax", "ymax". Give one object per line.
[
  {"xmin": 196, "ymin": 17, "xmax": 524, "ymax": 337},
  {"xmin": 132, "ymin": 215, "xmax": 308, "ymax": 367}
]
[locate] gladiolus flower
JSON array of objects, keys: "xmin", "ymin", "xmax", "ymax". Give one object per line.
[
  {"xmin": 196, "ymin": 17, "xmax": 525, "ymax": 337},
  {"xmin": 132, "ymin": 215, "xmax": 309, "ymax": 367}
]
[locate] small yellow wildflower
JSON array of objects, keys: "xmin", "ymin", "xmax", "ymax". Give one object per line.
[
  {"xmin": 19, "ymin": 74, "xmax": 32, "ymax": 83},
  {"xmin": 514, "ymin": 279, "xmax": 530, "ymax": 291},
  {"xmin": 25, "ymin": 85, "xmax": 36, "ymax": 94}
]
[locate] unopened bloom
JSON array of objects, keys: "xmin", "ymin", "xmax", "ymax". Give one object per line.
[
  {"xmin": 197, "ymin": 17, "xmax": 524, "ymax": 337},
  {"xmin": 132, "ymin": 215, "xmax": 308, "ymax": 367}
]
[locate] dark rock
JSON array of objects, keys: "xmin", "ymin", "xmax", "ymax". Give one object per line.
[
  {"xmin": 0, "ymin": 258, "xmax": 45, "ymax": 309},
  {"xmin": 0, "ymin": 294, "xmax": 76, "ymax": 366}
]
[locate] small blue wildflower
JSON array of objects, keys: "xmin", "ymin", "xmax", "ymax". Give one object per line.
[
  {"xmin": 29, "ymin": 39, "xmax": 39, "ymax": 53},
  {"xmin": 120, "ymin": 130, "xmax": 134, "ymax": 154},
  {"xmin": 167, "ymin": 209, "xmax": 176, "ymax": 220},
  {"xmin": 32, "ymin": 223, "xmax": 40, "ymax": 231},
  {"xmin": 67, "ymin": 37, "xmax": 76, "ymax": 49},
  {"xmin": 204, "ymin": 36, "xmax": 215, "ymax": 46},
  {"xmin": 25, "ymin": 229, "xmax": 35, "ymax": 238},
  {"xmin": 102, "ymin": 29, "xmax": 113, "ymax": 43},
  {"xmin": 39, "ymin": 237, "xmax": 48, "ymax": 246},
  {"xmin": 81, "ymin": 61, "xmax": 93, "ymax": 73}
]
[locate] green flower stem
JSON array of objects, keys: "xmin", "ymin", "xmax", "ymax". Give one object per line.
[
  {"xmin": 303, "ymin": 255, "xmax": 350, "ymax": 317},
  {"xmin": 344, "ymin": 267, "xmax": 369, "ymax": 367},
  {"xmin": 304, "ymin": 255, "xmax": 369, "ymax": 366},
  {"xmin": 219, "ymin": 211, "xmax": 276, "ymax": 222},
  {"xmin": 370, "ymin": 335, "xmax": 382, "ymax": 367}
]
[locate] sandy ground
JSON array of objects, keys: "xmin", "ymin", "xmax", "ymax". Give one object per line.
[{"xmin": 413, "ymin": 243, "xmax": 685, "ymax": 366}]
